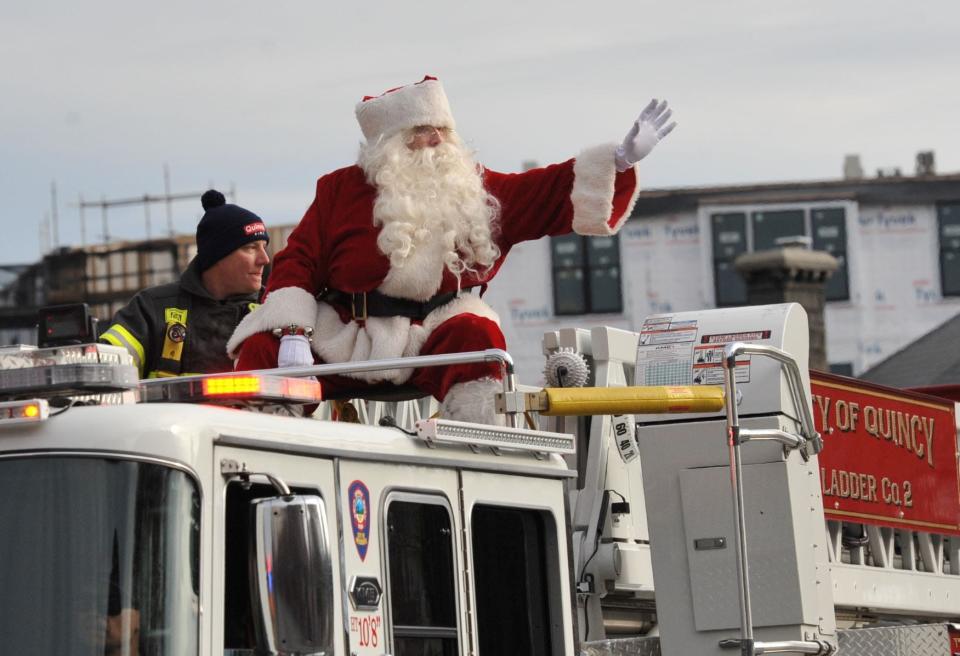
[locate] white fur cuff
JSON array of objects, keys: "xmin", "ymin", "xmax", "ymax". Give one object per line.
[
  {"xmin": 226, "ymin": 286, "xmax": 318, "ymax": 358},
  {"xmin": 571, "ymin": 143, "xmax": 640, "ymax": 236}
]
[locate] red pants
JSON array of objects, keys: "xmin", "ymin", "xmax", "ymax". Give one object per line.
[{"xmin": 235, "ymin": 313, "xmax": 505, "ymax": 401}]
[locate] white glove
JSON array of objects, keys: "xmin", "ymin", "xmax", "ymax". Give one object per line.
[
  {"xmin": 277, "ymin": 334, "xmax": 313, "ymax": 368},
  {"xmin": 615, "ymin": 99, "xmax": 677, "ymax": 172}
]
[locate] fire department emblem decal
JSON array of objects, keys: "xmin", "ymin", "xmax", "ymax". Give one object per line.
[{"xmin": 348, "ymin": 480, "xmax": 371, "ymax": 561}]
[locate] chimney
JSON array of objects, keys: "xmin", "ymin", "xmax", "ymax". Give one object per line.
[
  {"xmin": 843, "ymin": 154, "xmax": 863, "ymax": 180},
  {"xmin": 916, "ymin": 150, "xmax": 936, "ymax": 177},
  {"xmin": 734, "ymin": 239, "xmax": 838, "ymax": 371}
]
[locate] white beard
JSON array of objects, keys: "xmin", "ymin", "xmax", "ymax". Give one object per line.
[{"xmin": 358, "ymin": 130, "xmax": 501, "ymax": 300}]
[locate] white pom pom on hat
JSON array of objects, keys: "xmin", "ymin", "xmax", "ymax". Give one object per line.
[{"xmin": 355, "ymin": 75, "xmax": 456, "ymax": 143}]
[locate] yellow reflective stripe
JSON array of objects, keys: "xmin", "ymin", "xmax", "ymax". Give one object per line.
[
  {"xmin": 100, "ymin": 332, "xmax": 123, "ymax": 349},
  {"xmin": 148, "ymin": 370, "xmax": 203, "ymax": 378},
  {"xmin": 103, "ymin": 324, "xmax": 145, "ymax": 375},
  {"xmin": 148, "ymin": 370, "xmax": 178, "ymax": 378}
]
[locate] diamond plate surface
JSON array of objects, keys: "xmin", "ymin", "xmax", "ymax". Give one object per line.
[
  {"xmin": 581, "ymin": 636, "xmax": 661, "ymax": 656},
  {"xmin": 838, "ymin": 623, "xmax": 953, "ymax": 656}
]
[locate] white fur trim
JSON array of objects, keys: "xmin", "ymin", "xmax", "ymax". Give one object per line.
[
  {"xmin": 440, "ymin": 377, "xmax": 505, "ymax": 425},
  {"xmin": 306, "ymin": 293, "xmax": 501, "ymax": 385},
  {"xmin": 376, "ymin": 234, "xmax": 448, "ymax": 301},
  {"xmin": 226, "ymin": 286, "xmax": 317, "ymax": 358},
  {"xmin": 570, "ymin": 143, "xmax": 641, "ymax": 236},
  {"xmin": 310, "ymin": 302, "xmax": 414, "ymax": 385},
  {"xmin": 421, "ymin": 293, "xmax": 500, "ymax": 334},
  {"xmin": 355, "ymin": 78, "xmax": 456, "ymax": 143}
]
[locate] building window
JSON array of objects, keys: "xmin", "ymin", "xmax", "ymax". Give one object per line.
[
  {"xmin": 751, "ymin": 209, "xmax": 805, "ymax": 250},
  {"xmin": 812, "ymin": 208, "xmax": 850, "ymax": 302},
  {"xmin": 551, "ymin": 234, "xmax": 622, "ymax": 315},
  {"xmin": 711, "ymin": 212, "xmax": 748, "ymax": 307},
  {"xmin": 710, "ymin": 206, "xmax": 850, "ymax": 306},
  {"xmin": 386, "ymin": 498, "xmax": 458, "ymax": 655},
  {"xmin": 938, "ymin": 203, "xmax": 960, "ymax": 297}
]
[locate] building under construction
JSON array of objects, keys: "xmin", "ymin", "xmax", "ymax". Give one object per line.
[{"xmin": 0, "ymin": 225, "xmax": 294, "ymax": 347}]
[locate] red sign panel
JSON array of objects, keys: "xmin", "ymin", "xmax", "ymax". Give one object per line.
[{"xmin": 812, "ymin": 372, "xmax": 960, "ymax": 535}]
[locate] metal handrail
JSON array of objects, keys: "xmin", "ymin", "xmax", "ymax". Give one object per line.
[
  {"xmin": 752, "ymin": 640, "xmax": 834, "ymax": 654},
  {"xmin": 139, "ymin": 348, "xmax": 520, "ymax": 426},
  {"xmin": 720, "ymin": 638, "xmax": 835, "ymax": 654},
  {"xmin": 736, "ymin": 428, "xmax": 805, "ymax": 453},
  {"xmin": 724, "ymin": 342, "xmax": 822, "ymax": 453},
  {"xmin": 139, "ymin": 348, "xmax": 514, "ymax": 386},
  {"xmin": 720, "ymin": 341, "xmax": 829, "ymax": 656}
]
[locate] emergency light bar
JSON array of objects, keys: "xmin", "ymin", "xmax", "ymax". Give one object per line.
[
  {"xmin": 0, "ymin": 399, "xmax": 49, "ymax": 426},
  {"xmin": 415, "ymin": 418, "xmax": 576, "ymax": 456},
  {"xmin": 141, "ymin": 374, "xmax": 323, "ymax": 406},
  {"xmin": 0, "ymin": 344, "xmax": 138, "ymax": 398}
]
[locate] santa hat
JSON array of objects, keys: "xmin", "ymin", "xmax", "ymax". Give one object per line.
[{"xmin": 355, "ymin": 75, "xmax": 456, "ymax": 143}]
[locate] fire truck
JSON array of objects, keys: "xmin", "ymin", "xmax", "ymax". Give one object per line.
[{"xmin": 0, "ymin": 302, "xmax": 957, "ymax": 655}]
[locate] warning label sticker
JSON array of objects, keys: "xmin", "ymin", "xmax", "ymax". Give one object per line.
[
  {"xmin": 612, "ymin": 415, "xmax": 638, "ymax": 463},
  {"xmin": 692, "ymin": 344, "xmax": 750, "ymax": 385},
  {"xmin": 635, "ymin": 342, "xmax": 694, "ymax": 386},
  {"xmin": 700, "ymin": 330, "xmax": 771, "ymax": 344},
  {"xmin": 638, "ymin": 317, "xmax": 698, "ymax": 346},
  {"xmin": 636, "ymin": 316, "xmax": 698, "ymax": 385}
]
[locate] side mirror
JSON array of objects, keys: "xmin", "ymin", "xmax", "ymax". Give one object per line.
[{"xmin": 251, "ymin": 494, "xmax": 335, "ymax": 655}]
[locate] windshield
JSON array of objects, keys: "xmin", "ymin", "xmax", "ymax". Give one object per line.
[{"xmin": 0, "ymin": 456, "xmax": 200, "ymax": 656}]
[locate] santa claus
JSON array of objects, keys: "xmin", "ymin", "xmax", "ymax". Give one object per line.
[{"xmin": 229, "ymin": 76, "xmax": 675, "ymax": 423}]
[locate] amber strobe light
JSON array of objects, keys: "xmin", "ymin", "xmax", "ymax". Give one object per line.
[
  {"xmin": 202, "ymin": 375, "xmax": 262, "ymax": 396},
  {"xmin": 0, "ymin": 399, "xmax": 50, "ymax": 426}
]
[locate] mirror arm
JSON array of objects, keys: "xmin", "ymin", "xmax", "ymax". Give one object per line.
[{"xmin": 220, "ymin": 458, "xmax": 292, "ymax": 496}]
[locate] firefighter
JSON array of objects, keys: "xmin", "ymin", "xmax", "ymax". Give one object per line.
[{"xmin": 100, "ymin": 190, "xmax": 269, "ymax": 377}]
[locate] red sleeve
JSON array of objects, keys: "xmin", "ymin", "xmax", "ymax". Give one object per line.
[
  {"xmin": 484, "ymin": 160, "xmax": 578, "ymax": 246},
  {"xmin": 484, "ymin": 143, "xmax": 641, "ymax": 249}
]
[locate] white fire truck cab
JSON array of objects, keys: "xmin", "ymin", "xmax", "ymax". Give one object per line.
[{"xmin": 0, "ymin": 340, "xmax": 583, "ymax": 656}]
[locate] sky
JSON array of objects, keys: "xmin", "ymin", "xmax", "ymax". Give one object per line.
[{"xmin": 2, "ymin": 1, "xmax": 958, "ymax": 264}]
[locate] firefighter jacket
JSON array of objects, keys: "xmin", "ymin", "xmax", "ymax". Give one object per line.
[{"xmin": 100, "ymin": 259, "xmax": 262, "ymax": 378}]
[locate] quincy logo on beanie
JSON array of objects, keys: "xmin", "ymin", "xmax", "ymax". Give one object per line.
[{"xmin": 195, "ymin": 190, "xmax": 269, "ymax": 272}]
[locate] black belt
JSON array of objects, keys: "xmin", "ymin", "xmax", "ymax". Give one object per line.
[{"xmin": 320, "ymin": 288, "xmax": 470, "ymax": 321}]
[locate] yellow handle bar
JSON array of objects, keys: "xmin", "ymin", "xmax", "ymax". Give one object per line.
[{"xmin": 539, "ymin": 385, "xmax": 725, "ymax": 416}]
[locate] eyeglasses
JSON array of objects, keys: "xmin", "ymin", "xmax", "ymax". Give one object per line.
[{"xmin": 412, "ymin": 125, "xmax": 449, "ymax": 138}]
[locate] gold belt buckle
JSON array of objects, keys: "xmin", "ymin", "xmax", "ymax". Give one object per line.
[{"xmin": 352, "ymin": 292, "xmax": 368, "ymax": 321}]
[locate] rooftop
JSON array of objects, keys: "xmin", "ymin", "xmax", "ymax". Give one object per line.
[
  {"xmin": 860, "ymin": 310, "xmax": 960, "ymax": 387},
  {"xmin": 631, "ymin": 172, "xmax": 960, "ymax": 217}
]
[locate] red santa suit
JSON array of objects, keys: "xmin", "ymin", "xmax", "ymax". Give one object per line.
[{"xmin": 228, "ymin": 77, "xmax": 641, "ymax": 408}]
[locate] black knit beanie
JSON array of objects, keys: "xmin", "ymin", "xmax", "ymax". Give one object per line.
[{"xmin": 195, "ymin": 190, "xmax": 269, "ymax": 272}]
